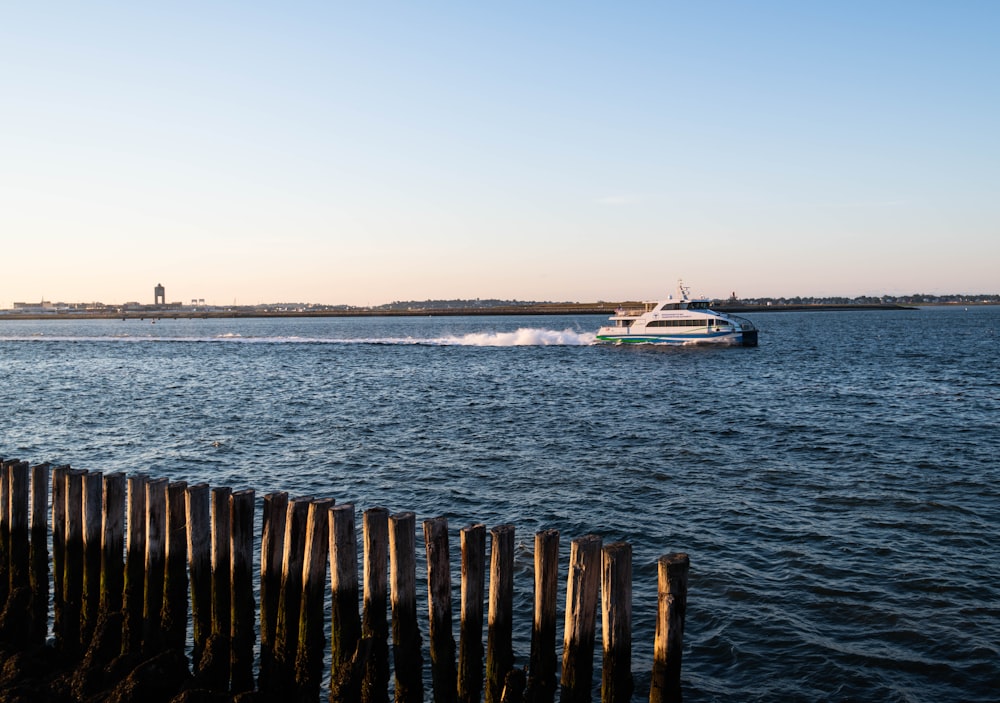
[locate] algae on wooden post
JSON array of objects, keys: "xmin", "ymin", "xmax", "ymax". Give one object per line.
[
  {"xmin": 458, "ymin": 523, "xmax": 486, "ymax": 703},
  {"xmin": 329, "ymin": 503, "xmax": 362, "ymax": 703},
  {"xmin": 230, "ymin": 489, "xmax": 256, "ymax": 694},
  {"xmin": 560, "ymin": 534, "xmax": 602, "ymax": 703},
  {"xmin": 258, "ymin": 491, "xmax": 288, "ymax": 692},
  {"xmin": 525, "ymin": 528, "xmax": 559, "ymax": 703},
  {"xmin": 424, "ymin": 516, "xmax": 457, "ymax": 703},
  {"xmin": 121, "ymin": 474, "xmax": 147, "ymax": 655},
  {"xmin": 361, "ymin": 506, "xmax": 390, "ymax": 703},
  {"xmin": 485, "ymin": 524, "xmax": 515, "ymax": 703},
  {"xmin": 649, "ymin": 553, "xmax": 689, "ymax": 703},
  {"xmin": 295, "ymin": 498, "xmax": 333, "ymax": 699},
  {"xmin": 389, "ymin": 511, "xmax": 422, "ymax": 703},
  {"xmin": 601, "ymin": 542, "xmax": 633, "ymax": 703}
]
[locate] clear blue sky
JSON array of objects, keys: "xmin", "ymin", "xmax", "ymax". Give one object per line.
[{"xmin": 2, "ymin": 1, "xmax": 998, "ymax": 306}]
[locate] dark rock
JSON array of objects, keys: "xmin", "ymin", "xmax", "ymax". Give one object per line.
[
  {"xmin": 71, "ymin": 611, "xmax": 124, "ymax": 699},
  {"xmin": 102, "ymin": 650, "xmax": 192, "ymax": 703}
]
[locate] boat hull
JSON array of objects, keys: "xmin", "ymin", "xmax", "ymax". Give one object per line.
[{"xmin": 596, "ymin": 329, "xmax": 755, "ymax": 346}]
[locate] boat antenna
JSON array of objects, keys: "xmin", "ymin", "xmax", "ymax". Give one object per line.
[{"xmin": 678, "ymin": 279, "xmax": 690, "ymax": 299}]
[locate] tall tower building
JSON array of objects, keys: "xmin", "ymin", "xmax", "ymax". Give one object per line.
[{"xmin": 154, "ymin": 283, "xmax": 165, "ymax": 306}]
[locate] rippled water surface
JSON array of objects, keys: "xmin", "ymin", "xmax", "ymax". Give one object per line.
[{"xmin": 2, "ymin": 307, "xmax": 998, "ymax": 701}]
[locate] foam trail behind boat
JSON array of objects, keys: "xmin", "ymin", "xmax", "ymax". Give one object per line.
[{"xmin": 433, "ymin": 328, "xmax": 596, "ymax": 346}]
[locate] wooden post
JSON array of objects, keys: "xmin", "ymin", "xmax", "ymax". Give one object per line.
[
  {"xmin": 273, "ymin": 496, "xmax": 311, "ymax": 692},
  {"xmin": 29, "ymin": 463, "xmax": 50, "ymax": 647},
  {"xmin": 458, "ymin": 524, "xmax": 486, "ymax": 703},
  {"xmin": 329, "ymin": 503, "xmax": 362, "ymax": 703},
  {"xmin": 525, "ymin": 529, "xmax": 559, "ymax": 703},
  {"xmin": 258, "ymin": 491, "xmax": 288, "ymax": 692},
  {"xmin": 361, "ymin": 506, "xmax": 390, "ymax": 703},
  {"xmin": 51, "ymin": 465, "xmax": 69, "ymax": 649},
  {"xmin": 389, "ymin": 511, "xmax": 422, "ymax": 703},
  {"xmin": 601, "ymin": 542, "xmax": 633, "ymax": 703},
  {"xmin": 8, "ymin": 462, "xmax": 30, "ymax": 594},
  {"xmin": 649, "ymin": 553, "xmax": 689, "ymax": 703},
  {"xmin": 63, "ymin": 469, "xmax": 85, "ymax": 656},
  {"xmin": 424, "ymin": 517, "xmax": 457, "ymax": 703},
  {"xmin": 560, "ymin": 534, "xmax": 602, "ymax": 703},
  {"xmin": 162, "ymin": 480, "xmax": 188, "ymax": 651},
  {"xmin": 81, "ymin": 470, "xmax": 103, "ymax": 645},
  {"xmin": 142, "ymin": 477, "xmax": 168, "ymax": 655},
  {"xmin": 210, "ymin": 486, "xmax": 232, "ymax": 644},
  {"xmin": 485, "ymin": 524, "xmax": 515, "ymax": 703},
  {"xmin": 186, "ymin": 483, "xmax": 212, "ymax": 667},
  {"xmin": 295, "ymin": 499, "xmax": 332, "ymax": 700},
  {"xmin": 230, "ymin": 489, "xmax": 256, "ymax": 694},
  {"xmin": 122, "ymin": 474, "xmax": 146, "ymax": 655},
  {"xmin": 0, "ymin": 460, "xmax": 12, "ymax": 607},
  {"xmin": 100, "ymin": 473, "xmax": 126, "ymax": 615},
  {"xmin": 198, "ymin": 485, "xmax": 232, "ymax": 688},
  {"xmin": 3, "ymin": 461, "xmax": 31, "ymax": 646}
]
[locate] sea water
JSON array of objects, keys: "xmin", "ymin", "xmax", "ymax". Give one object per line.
[{"xmin": 1, "ymin": 307, "xmax": 998, "ymax": 701}]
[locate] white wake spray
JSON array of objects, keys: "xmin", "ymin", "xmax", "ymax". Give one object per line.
[
  {"xmin": 3, "ymin": 328, "xmax": 598, "ymax": 346},
  {"xmin": 432, "ymin": 327, "xmax": 597, "ymax": 346}
]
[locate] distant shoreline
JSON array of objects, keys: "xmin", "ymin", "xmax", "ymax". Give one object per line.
[{"xmin": 0, "ymin": 302, "xmax": 924, "ymax": 321}]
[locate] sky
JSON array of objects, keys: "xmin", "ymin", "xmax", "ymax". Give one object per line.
[{"xmin": 2, "ymin": 1, "xmax": 998, "ymax": 306}]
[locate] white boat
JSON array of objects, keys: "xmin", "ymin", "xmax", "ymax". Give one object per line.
[{"xmin": 596, "ymin": 282, "xmax": 758, "ymax": 346}]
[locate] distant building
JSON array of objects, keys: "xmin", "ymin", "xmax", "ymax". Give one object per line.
[{"xmin": 154, "ymin": 283, "xmax": 165, "ymax": 306}]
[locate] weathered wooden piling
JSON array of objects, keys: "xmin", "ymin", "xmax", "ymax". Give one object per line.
[
  {"xmin": 8, "ymin": 462, "xmax": 30, "ymax": 595},
  {"xmin": 601, "ymin": 542, "xmax": 633, "ymax": 703},
  {"xmin": 296, "ymin": 498, "xmax": 333, "ymax": 700},
  {"xmin": 2, "ymin": 461, "xmax": 31, "ymax": 646},
  {"xmin": 29, "ymin": 463, "xmax": 50, "ymax": 646},
  {"xmin": 63, "ymin": 469, "xmax": 85, "ymax": 655},
  {"xmin": 142, "ymin": 477, "xmax": 168, "ymax": 654},
  {"xmin": 389, "ymin": 511, "xmax": 422, "ymax": 703},
  {"xmin": 0, "ymin": 460, "xmax": 11, "ymax": 609},
  {"xmin": 210, "ymin": 485, "xmax": 233, "ymax": 646},
  {"xmin": 258, "ymin": 491, "xmax": 288, "ymax": 691},
  {"xmin": 197, "ymin": 485, "xmax": 233, "ymax": 689},
  {"xmin": 186, "ymin": 483, "xmax": 212, "ymax": 666},
  {"xmin": 272, "ymin": 496, "xmax": 312, "ymax": 692},
  {"xmin": 81, "ymin": 470, "xmax": 103, "ymax": 644},
  {"xmin": 122, "ymin": 474, "xmax": 147, "ymax": 655},
  {"xmin": 361, "ymin": 506, "xmax": 390, "ymax": 703},
  {"xmin": 100, "ymin": 473, "xmax": 126, "ymax": 615},
  {"xmin": 424, "ymin": 517, "xmax": 457, "ymax": 703},
  {"xmin": 230, "ymin": 489, "xmax": 257, "ymax": 694},
  {"xmin": 526, "ymin": 528, "xmax": 560, "ymax": 703},
  {"xmin": 75, "ymin": 471, "xmax": 126, "ymax": 668},
  {"xmin": 51, "ymin": 464, "xmax": 69, "ymax": 648},
  {"xmin": 0, "ymin": 454, "xmax": 691, "ymax": 701},
  {"xmin": 649, "ymin": 553, "xmax": 689, "ymax": 703},
  {"xmin": 560, "ymin": 534, "xmax": 602, "ymax": 703},
  {"xmin": 329, "ymin": 503, "xmax": 361, "ymax": 703},
  {"xmin": 485, "ymin": 524, "xmax": 515, "ymax": 703},
  {"xmin": 458, "ymin": 523, "xmax": 486, "ymax": 703},
  {"xmin": 163, "ymin": 480, "xmax": 189, "ymax": 651}
]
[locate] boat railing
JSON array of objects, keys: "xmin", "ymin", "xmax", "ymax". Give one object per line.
[
  {"xmin": 729, "ymin": 314, "xmax": 756, "ymax": 331},
  {"xmin": 614, "ymin": 307, "xmax": 646, "ymax": 317}
]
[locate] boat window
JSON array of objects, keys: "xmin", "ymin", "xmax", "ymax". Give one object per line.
[
  {"xmin": 659, "ymin": 303, "xmax": 680, "ymax": 311},
  {"xmin": 647, "ymin": 319, "xmax": 709, "ymax": 327}
]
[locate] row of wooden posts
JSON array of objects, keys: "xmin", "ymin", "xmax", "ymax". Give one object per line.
[{"xmin": 0, "ymin": 457, "xmax": 690, "ymax": 702}]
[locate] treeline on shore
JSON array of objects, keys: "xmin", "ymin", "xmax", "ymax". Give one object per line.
[{"xmin": 5, "ymin": 294, "xmax": 999, "ymax": 320}]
